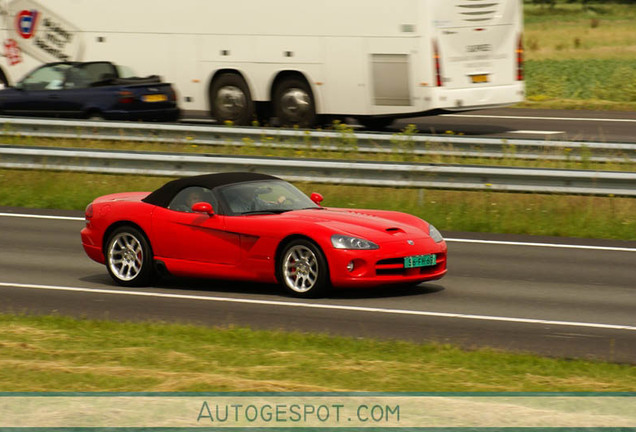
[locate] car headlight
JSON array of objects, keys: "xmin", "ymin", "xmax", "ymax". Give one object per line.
[
  {"xmin": 331, "ymin": 234, "xmax": 379, "ymax": 250},
  {"xmin": 429, "ymin": 224, "xmax": 444, "ymax": 243}
]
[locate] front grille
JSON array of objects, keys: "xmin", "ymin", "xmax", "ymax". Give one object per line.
[{"xmin": 456, "ymin": 0, "xmax": 499, "ymax": 23}]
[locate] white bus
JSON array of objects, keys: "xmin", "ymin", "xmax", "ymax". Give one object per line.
[{"xmin": 0, "ymin": 0, "xmax": 524, "ymax": 127}]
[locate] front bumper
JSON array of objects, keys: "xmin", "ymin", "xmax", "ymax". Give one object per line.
[{"xmin": 327, "ymin": 239, "xmax": 447, "ymax": 288}]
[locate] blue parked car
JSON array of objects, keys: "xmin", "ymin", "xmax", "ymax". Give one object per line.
[{"xmin": 0, "ymin": 61, "xmax": 180, "ymax": 121}]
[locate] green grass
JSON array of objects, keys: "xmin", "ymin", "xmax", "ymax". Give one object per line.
[
  {"xmin": 2, "ymin": 169, "xmax": 636, "ymax": 240},
  {"xmin": 1, "ymin": 314, "xmax": 635, "ymax": 392},
  {"xmin": 521, "ymin": 3, "xmax": 636, "ymax": 110}
]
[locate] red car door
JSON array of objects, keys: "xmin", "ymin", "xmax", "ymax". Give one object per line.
[{"xmin": 151, "ymin": 207, "xmax": 241, "ymax": 266}]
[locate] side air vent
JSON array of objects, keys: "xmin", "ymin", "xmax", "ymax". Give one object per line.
[{"xmin": 456, "ymin": 0, "xmax": 499, "ymax": 23}]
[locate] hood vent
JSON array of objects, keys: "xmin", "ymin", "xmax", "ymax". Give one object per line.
[
  {"xmin": 456, "ymin": 0, "xmax": 499, "ymax": 23},
  {"xmin": 386, "ymin": 227, "xmax": 405, "ymax": 235}
]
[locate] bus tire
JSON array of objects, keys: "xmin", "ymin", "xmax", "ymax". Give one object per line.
[
  {"xmin": 210, "ymin": 73, "xmax": 254, "ymax": 126},
  {"xmin": 274, "ymin": 77, "xmax": 316, "ymax": 128}
]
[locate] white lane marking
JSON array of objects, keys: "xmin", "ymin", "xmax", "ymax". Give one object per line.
[
  {"xmin": 1, "ymin": 281, "xmax": 635, "ymax": 332},
  {"xmin": 441, "ymin": 114, "xmax": 636, "ymax": 123},
  {"xmin": 2, "ymin": 211, "xmax": 636, "ymax": 252},
  {"xmin": 446, "ymin": 238, "xmax": 636, "ymax": 253},
  {"xmin": 508, "ymin": 130, "xmax": 564, "ymax": 135},
  {"xmin": 0, "ymin": 212, "xmax": 83, "ymax": 221}
]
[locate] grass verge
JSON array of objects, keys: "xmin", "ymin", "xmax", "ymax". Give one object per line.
[
  {"xmin": 1, "ymin": 313, "xmax": 635, "ymax": 392},
  {"xmin": 5, "ymin": 131, "xmax": 636, "ymax": 172},
  {"xmin": 2, "ymin": 169, "xmax": 636, "ymax": 240}
]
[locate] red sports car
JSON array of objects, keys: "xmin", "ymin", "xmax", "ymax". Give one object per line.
[{"xmin": 81, "ymin": 172, "xmax": 447, "ymax": 297}]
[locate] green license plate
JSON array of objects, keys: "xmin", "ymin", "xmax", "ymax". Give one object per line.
[{"xmin": 404, "ymin": 254, "xmax": 437, "ymax": 268}]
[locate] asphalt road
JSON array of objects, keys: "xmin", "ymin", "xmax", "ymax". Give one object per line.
[
  {"xmin": 392, "ymin": 108, "xmax": 636, "ymax": 143},
  {"xmin": 1, "ymin": 207, "xmax": 635, "ymax": 363},
  {"xmin": 182, "ymin": 108, "xmax": 636, "ymax": 143}
]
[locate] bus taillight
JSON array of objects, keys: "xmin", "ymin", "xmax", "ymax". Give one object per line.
[
  {"xmin": 516, "ymin": 35, "xmax": 524, "ymax": 81},
  {"xmin": 433, "ymin": 41, "xmax": 443, "ymax": 87}
]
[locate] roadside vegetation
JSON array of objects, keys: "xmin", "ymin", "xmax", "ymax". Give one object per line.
[
  {"xmin": 1, "ymin": 314, "xmax": 635, "ymax": 392},
  {"xmin": 3, "ymin": 130, "xmax": 636, "ymax": 172},
  {"xmin": 523, "ymin": 2, "xmax": 636, "ymax": 110},
  {"xmin": 2, "ymin": 169, "xmax": 635, "ymax": 240}
]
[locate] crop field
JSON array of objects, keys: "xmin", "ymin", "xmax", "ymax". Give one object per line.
[
  {"xmin": 523, "ymin": 3, "xmax": 636, "ymax": 109},
  {"xmin": 525, "ymin": 59, "xmax": 636, "ymax": 106}
]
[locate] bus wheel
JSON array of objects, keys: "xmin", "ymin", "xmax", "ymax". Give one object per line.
[
  {"xmin": 274, "ymin": 78, "xmax": 316, "ymax": 128},
  {"xmin": 210, "ymin": 73, "xmax": 254, "ymax": 126}
]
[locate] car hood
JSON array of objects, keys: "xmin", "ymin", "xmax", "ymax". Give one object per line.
[{"xmin": 280, "ymin": 208, "xmax": 430, "ymax": 242}]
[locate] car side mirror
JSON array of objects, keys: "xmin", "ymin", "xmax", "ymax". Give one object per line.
[
  {"xmin": 191, "ymin": 202, "xmax": 214, "ymax": 215},
  {"xmin": 310, "ymin": 193, "xmax": 324, "ymax": 205}
]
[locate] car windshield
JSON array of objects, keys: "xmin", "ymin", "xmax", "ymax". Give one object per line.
[
  {"xmin": 20, "ymin": 64, "xmax": 73, "ymax": 91},
  {"xmin": 116, "ymin": 65, "xmax": 136, "ymax": 78},
  {"xmin": 218, "ymin": 180, "xmax": 318, "ymax": 215}
]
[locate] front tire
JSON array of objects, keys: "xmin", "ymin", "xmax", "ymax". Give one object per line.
[
  {"xmin": 278, "ymin": 239, "xmax": 329, "ymax": 298},
  {"xmin": 105, "ymin": 226, "xmax": 154, "ymax": 287},
  {"xmin": 210, "ymin": 73, "xmax": 254, "ymax": 126}
]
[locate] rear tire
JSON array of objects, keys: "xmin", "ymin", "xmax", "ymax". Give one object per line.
[
  {"xmin": 105, "ymin": 226, "xmax": 154, "ymax": 287},
  {"xmin": 210, "ymin": 73, "xmax": 254, "ymax": 126},
  {"xmin": 278, "ymin": 239, "xmax": 329, "ymax": 298},
  {"xmin": 274, "ymin": 77, "xmax": 316, "ymax": 128}
]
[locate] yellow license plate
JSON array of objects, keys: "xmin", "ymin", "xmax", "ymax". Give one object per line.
[
  {"xmin": 470, "ymin": 74, "xmax": 489, "ymax": 84},
  {"xmin": 142, "ymin": 94, "xmax": 168, "ymax": 103}
]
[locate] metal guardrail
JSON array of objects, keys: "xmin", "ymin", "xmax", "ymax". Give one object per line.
[
  {"xmin": 2, "ymin": 117, "xmax": 636, "ymax": 163},
  {"xmin": 1, "ymin": 145, "xmax": 635, "ymax": 196}
]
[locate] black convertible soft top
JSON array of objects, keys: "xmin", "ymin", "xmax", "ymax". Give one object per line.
[{"xmin": 142, "ymin": 172, "xmax": 279, "ymax": 208}]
